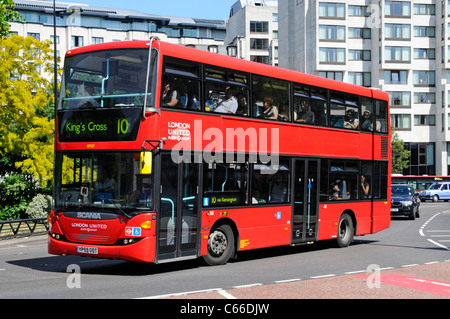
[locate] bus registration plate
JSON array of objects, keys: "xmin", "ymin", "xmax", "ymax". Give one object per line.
[{"xmin": 77, "ymin": 246, "xmax": 98, "ymax": 255}]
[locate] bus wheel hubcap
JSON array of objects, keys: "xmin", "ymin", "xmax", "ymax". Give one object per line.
[{"xmin": 209, "ymin": 230, "xmax": 227, "ymax": 256}]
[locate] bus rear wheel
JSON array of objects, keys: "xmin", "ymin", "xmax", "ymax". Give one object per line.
[
  {"xmin": 335, "ymin": 213, "xmax": 354, "ymax": 248},
  {"xmin": 203, "ymin": 224, "xmax": 235, "ymax": 266}
]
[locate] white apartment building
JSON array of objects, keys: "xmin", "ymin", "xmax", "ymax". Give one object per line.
[
  {"xmin": 8, "ymin": 0, "xmax": 449, "ymax": 176},
  {"xmin": 279, "ymin": 0, "xmax": 450, "ymax": 177},
  {"xmin": 225, "ymin": 0, "xmax": 279, "ymax": 66},
  {"xmin": 9, "ymin": 0, "xmax": 230, "ymax": 60}
]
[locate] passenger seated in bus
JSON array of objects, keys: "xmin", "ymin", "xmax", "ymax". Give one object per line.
[
  {"xmin": 270, "ymin": 173, "xmax": 288, "ymax": 202},
  {"xmin": 360, "ymin": 111, "xmax": 372, "ymax": 131},
  {"xmin": 344, "ymin": 109, "xmax": 359, "ymax": 129},
  {"xmin": 296, "ymin": 100, "xmax": 314, "ymax": 124},
  {"xmin": 261, "ymin": 97, "xmax": 278, "ymax": 120},
  {"xmin": 161, "ymin": 79, "xmax": 183, "ymax": 108},
  {"xmin": 71, "ymin": 82, "xmax": 99, "ymax": 108},
  {"xmin": 360, "ymin": 175, "xmax": 370, "ymax": 199},
  {"xmin": 215, "ymin": 87, "xmax": 238, "ymax": 114},
  {"xmin": 236, "ymin": 93, "xmax": 249, "ymax": 116},
  {"xmin": 329, "ymin": 183, "xmax": 342, "ymax": 200}
]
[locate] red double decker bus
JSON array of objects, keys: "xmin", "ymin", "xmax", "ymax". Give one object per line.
[{"xmin": 48, "ymin": 38, "xmax": 391, "ymax": 265}]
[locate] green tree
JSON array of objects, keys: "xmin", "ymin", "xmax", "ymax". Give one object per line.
[
  {"xmin": 0, "ymin": 0, "xmax": 23, "ymax": 37},
  {"xmin": 0, "ymin": 35, "xmax": 55, "ymax": 187},
  {"xmin": 391, "ymin": 127, "xmax": 410, "ymax": 174}
]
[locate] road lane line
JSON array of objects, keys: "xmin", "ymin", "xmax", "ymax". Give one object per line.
[
  {"xmin": 344, "ymin": 270, "xmax": 366, "ymax": 275},
  {"xmin": 401, "ymin": 264, "xmax": 419, "ymax": 268},
  {"xmin": 138, "ymin": 288, "xmax": 223, "ymax": 299},
  {"xmin": 218, "ymin": 290, "xmax": 237, "ymax": 299},
  {"xmin": 427, "ymin": 239, "xmax": 450, "ymax": 250},
  {"xmin": 232, "ymin": 283, "xmax": 262, "ymax": 289},
  {"xmin": 310, "ymin": 274, "xmax": 336, "ymax": 279},
  {"xmin": 274, "ymin": 278, "xmax": 301, "ymax": 283}
]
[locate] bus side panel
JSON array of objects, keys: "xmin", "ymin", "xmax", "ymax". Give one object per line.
[
  {"xmin": 200, "ymin": 206, "xmax": 291, "ymax": 255},
  {"xmin": 371, "ymin": 200, "xmax": 391, "ymax": 233},
  {"xmin": 317, "ymin": 202, "xmax": 374, "ymax": 241}
]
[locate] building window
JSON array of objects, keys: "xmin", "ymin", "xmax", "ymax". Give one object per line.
[
  {"xmin": 319, "ymin": 71, "xmax": 343, "ymax": 81},
  {"xmin": 385, "ymin": 1, "xmax": 411, "ymax": 17},
  {"xmin": 385, "ymin": 24, "xmax": 411, "ymax": 40},
  {"xmin": 251, "ymin": 56, "xmax": 269, "ymax": 64},
  {"xmin": 413, "ymin": 71, "xmax": 435, "ymax": 86},
  {"xmin": 391, "ymin": 114, "xmax": 411, "ymax": 129},
  {"xmin": 348, "ymin": 72, "xmax": 371, "ymax": 86},
  {"xmin": 227, "ymin": 46, "xmax": 237, "ymax": 57},
  {"xmin": 319, "ymin": 2, "xmax": 345, "ymax": 18},
  {"xmin": 348, "ymin": 49, "xmax": 371, "ymax": 61},
  {"xmin": 92, "ymin": 37, "xmax": 104, "ymax": 44},
  {"xmin": 27, "ymin": 33, "xmax": 40, "ymax": 40},
  {"xmin": 388, "ymin": 91, "xmax": 411, "ymax": 107},
  {"xmin": 208, "ymin": 45, "xmax": 218, "ymax": 53},
  {"xmin": 71, "ymin": 35, "xmax": 84, "ymax": 48},
  {"xmin": 50, "ymin": 35, "xmax": 59, "ymax": 44},
  {"xmin": 250, "ymin": 21, "xmax": 269, "ymax": 33},
  {"xmin": 348, "ymin": 5, "xmax": 370, "ymax": 16},
  {"xmin": 414, "ymin": 26, "xmax": 435, "ymax": 37},
  {"xmin": 404, "ymin": 143, "xmax": 435, "ymax": 175},
  {"xmin": 348, "ymin": 27, "xmax": 371, "ymax": 39},
  {"xmin": 384, "ymin": 70, "xmax": 408, "ymax": 84},
  {"xmin": 250, "ymin": 38, "xmax": 269, "ymax": 50},
  {"xmin": 414, "ymin": 4, "xmax": 435, "ymax": 15},
  {"xmin": 414, "ymin": 92, "xmax": 436, "ymax": 103},
  {"xmin": 319, "ymin": 25, "xmax": 345, "ymax": 41},
  {"xmin": 319, "ymin": 47, "xmax": 345, "ymax": 63},
  {"xmin": 414, "ymin": 48, "xmax": 435, "ymax": 59},
  {"xmin": 385, "ymin": 46, "xmax": 411, "ymax": 62},
  {"xmin": 414, "ymin": 115, "xmax": 436, "ymax": 126}
]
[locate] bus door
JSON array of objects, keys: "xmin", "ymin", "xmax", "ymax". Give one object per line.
[
  {"xmin": 158, "ymin": 153, "xmax": 200, "ymax": 262},
  {"xmin": 291, "ymin": 159, "xmax": 319, "ymax": 244}
]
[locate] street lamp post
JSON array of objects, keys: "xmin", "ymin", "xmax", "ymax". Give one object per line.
[{"xmin": 53, "ymin": 0, "xmax": 58, "ymax": 112}]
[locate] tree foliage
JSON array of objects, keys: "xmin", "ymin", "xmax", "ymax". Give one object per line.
[
  {"xmin": 391, "ymin": 128, "xmax": 411, "ymax": 174},
  {"xmin": 0, "ymin": 0, "xmax": 23, "ymax": 37},
  {"xmin": 0, "ymin": 35, "xmax": 55, "ymax": 187}
]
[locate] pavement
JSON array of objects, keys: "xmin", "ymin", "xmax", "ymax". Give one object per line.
[{"xmin": 159, "ymin": 261, "xmax": 450, "ymax": 299}]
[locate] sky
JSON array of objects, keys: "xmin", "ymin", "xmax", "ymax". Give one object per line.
[{"xmin": 70, "ymin": 0, "xmax": 239, "ymax": 20}]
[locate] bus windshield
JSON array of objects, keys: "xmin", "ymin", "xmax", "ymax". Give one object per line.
[
  {"xmin": 54, "ymin": 152, "xmax": 153, "ymax": 214},
  {"xmin": 58, "ymin": 48, "xmax": 154, "ymax": 110}
]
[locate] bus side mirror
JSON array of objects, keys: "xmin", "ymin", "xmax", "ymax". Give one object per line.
[{"xmin": 140, "ymin": 152, "xmax": 152, "ymax": 174}]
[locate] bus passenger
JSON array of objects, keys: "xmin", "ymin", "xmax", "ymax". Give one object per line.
[
  {"xmin": 161, "ymin": 80, "xmax": 183, "ymax": 108},
  {"xmin": 344, "ymin": 109, "xmax": 359, "ymax": 129},
  {"xmin": 296, "ymin": 100, "xmax": 314, "ymax": 124},
  {"xmin": 261, "ymin": 97, "xmax": 278, "ymax": 120},
  {"xmin": 329, "ymin": 183, "xmax": 342, "ymax": 200},
  {"xmin": 360, "ymin": 111, "xmax": 372, "ymax": 131},
  {"xmin": 215, "ymin": 87, "xmax": 238, "ymax": 114},
  {"xmin": 360, "ymin": 175, "xmax": 370, "ymax": 199}
]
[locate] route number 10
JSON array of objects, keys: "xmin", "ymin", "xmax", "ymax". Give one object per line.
[{"xmin": 117, "ymin": 119, "xmax": 129, "ymax": 134}]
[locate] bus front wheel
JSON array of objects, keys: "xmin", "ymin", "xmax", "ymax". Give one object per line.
[
  {"xmin": 203, "ymin": 224, "xmax": 235, "ymax": 266},
  {"xmin": 335, "ymin": 213, "xmax": 354, "ymax": 248}
]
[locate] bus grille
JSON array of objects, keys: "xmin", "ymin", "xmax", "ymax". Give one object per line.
[
  {"xmin": 69, "ymin": 233, "xmax": 110, "ymax": 242},
  {"xmin": 381, "ymin": 137, "xmax": 388, "ymax": 159}
]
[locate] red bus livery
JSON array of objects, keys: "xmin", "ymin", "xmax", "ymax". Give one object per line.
[{"xmin": 48, "ymin": 39, "xmax": 391, "ymax": 265}]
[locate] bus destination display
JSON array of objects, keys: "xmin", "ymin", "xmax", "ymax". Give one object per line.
[{"xmin": 58, "ymin": 107, "xmax": 141, "ymax": 142}]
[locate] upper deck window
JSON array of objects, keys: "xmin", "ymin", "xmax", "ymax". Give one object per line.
[{"xmin": 59, "ymin": 48, "xmax": 154, "ymax": 110}]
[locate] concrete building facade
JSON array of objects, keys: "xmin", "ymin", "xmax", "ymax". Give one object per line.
[{"xmin": 279, "ymin": 0, "xmax": 449, "ymax": 176}]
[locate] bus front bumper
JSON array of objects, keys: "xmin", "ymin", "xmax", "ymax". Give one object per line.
[{"xmin": 48, "ymin": 234, "xmax": 156, "ymax": 263}]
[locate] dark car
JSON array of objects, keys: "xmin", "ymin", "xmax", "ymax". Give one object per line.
[{"xmin": 391, "ymin": 184, "xmax": 420, "ymax": 220}]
